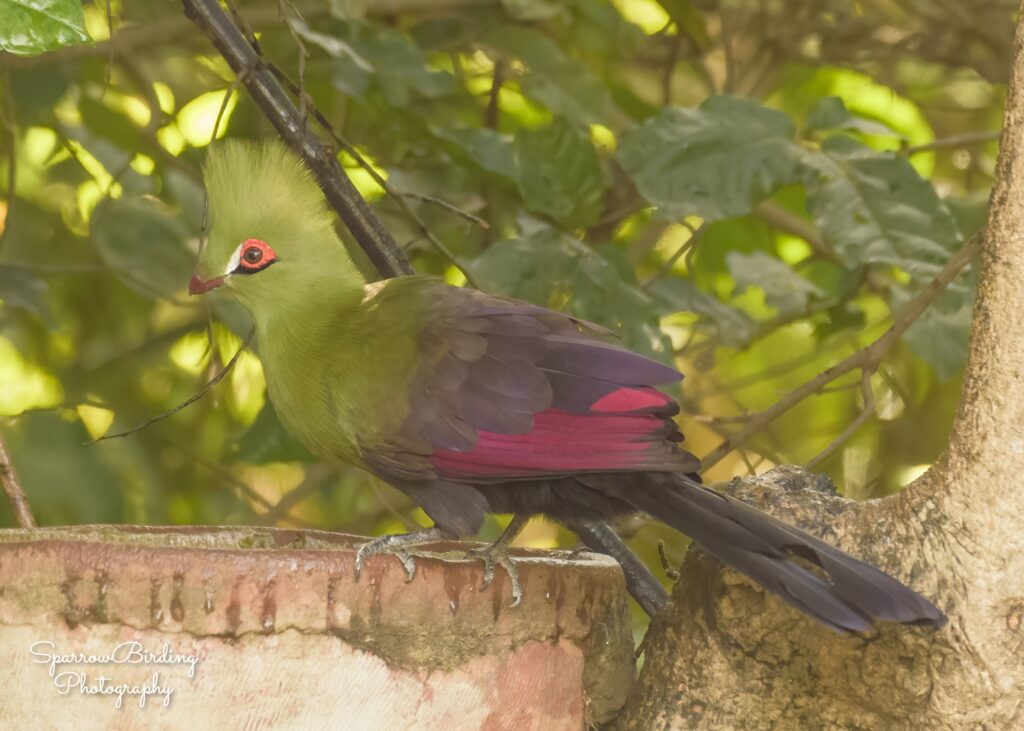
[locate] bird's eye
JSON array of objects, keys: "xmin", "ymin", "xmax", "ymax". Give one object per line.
[{"xmin": 230, "ymin": 238, "xmax": 278, "ymax": 276}]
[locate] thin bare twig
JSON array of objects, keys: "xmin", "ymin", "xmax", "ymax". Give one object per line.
[
  {"xmin": 642, "ymin": 221, "xmax": 704, "ymax": 290},
  {"xmin": 484, "ymin": 59, "xmax": 505, "ymax": 130},
  {"xmin": 804, "ymin": 371, "xmax": 876, "ymax": 470},
  {"xmin": 903, "ymin": 130, "xmax": 1001, "ymax": 155},
  {"xmin": 88, "ymin": 327, "xmax": 256, "ymax": 444},
  {"xmin": 257, "ymin": 464, "xmax": 335, "ymax": 525},
  {"xmin": 400, "ymin": 192, "xmax": 489, "ymax": 229},
  {"xmin": 657, "ymin": 540, "xmax": 680, "ymax": 580},
  {"xmin": 701, "ymin": 232, "xmax": 981, "ymax": 470},
  {"xmin": 0, "ymin": 434, "xmax": 35, "ymax": 528},
  {"xmin": 754, "ymin": 201, "xmax": 843, "ymax": 265}
]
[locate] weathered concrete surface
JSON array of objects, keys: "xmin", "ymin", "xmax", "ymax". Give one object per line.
[{"xmin": 0, "ymin": 525, "xmax": 634, "ymax": 730}]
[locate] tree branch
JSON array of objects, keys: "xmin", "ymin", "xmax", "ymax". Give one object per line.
[
  {"xmin": 0, "ymin": 434, "xmax": 35, "ymax": 528},
  {"xmin": 702, "ymin": 232, "xmax": 981, "ymax": 470},
  {"xmin": 903, "ymin": 130, "xmax": 1001, "ymax": 155}
]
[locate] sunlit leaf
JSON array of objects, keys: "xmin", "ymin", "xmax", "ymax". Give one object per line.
[{"xmin": 0, "ymin": 0, "xmax": 89, "ymax": 56}]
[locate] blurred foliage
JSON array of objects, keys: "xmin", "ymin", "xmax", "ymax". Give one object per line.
[{"xmin": 0, "ymin": 0, "xmax": 1010, "ymax": 628}]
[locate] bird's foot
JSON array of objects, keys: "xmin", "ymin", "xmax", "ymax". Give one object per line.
[
  {"xmin": 466, "ymin": 542, "xmax": 523, "ymax": 607},
  {"xmin": 354, "ymin": 527, "xmax": 447, "ymax": 583}
]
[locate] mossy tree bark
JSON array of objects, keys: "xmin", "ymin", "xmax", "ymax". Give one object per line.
[{"xmin": 621, "ymin": 5, "xmax": 1024, "ymax": 729}]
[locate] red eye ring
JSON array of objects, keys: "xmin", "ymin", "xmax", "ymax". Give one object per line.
[{"xmin": 234, "ymin": 239, "xmax": 278, "ymax": 274}]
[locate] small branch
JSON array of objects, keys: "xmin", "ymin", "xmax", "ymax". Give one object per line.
[
  {"xmin": 257, "ymin": 464, "xmax": 334, "ymax": 525},
  {"xmin": 754, "ymin": 201, "xmax": 842, "ymax": 265},
  {"xmin": 803, "ymin": 371, "xmax": 876, "ymax": 470},
  {"xmin": 88, "ymin": 327, "xmax": 256, "ymax": 444},
  {"xmin": 484, "ymin": 59, "xmax": 505, "ymax": 130},
  {"xmin": 903, "ymin": 130, "xmax": 1001, "ymax": 156},
  {"xmin": 567, "ymin": 518, "xmax": 670, "ymax": 617},
  {"xmin": 657, "ymin": 540, "xmax": 681, "ymax": 580},
  {"xmin": 662, "ymin": 36, "xmax": 682, "ymax": 106},
  {"xmin": 642, "ymin": 221, "xmax": 703, "ymax": 290},
  {"xmin": 0, "ymin": 434, "xmax": 35, "ymax": 528},
  {"xmin": 400, "ymin": 192, "xmax": 489, "ymax": 229},
  {"xmin": 702, "ymin": 233, "xmax": 981, "ymax": 470}
]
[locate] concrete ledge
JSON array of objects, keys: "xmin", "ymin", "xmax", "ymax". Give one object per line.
[{"xmin": 0, "ymin": 525, "xmax": 634, "ymax": 729}]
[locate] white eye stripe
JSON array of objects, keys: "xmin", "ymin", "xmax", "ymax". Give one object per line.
[{"xmin": 224, "ymin": 243, "xmax": 242, "ymax": 276}]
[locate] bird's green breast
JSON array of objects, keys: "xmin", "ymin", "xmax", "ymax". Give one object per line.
[{"xmin": 254, "ymin": 279, "xmax": 426, "ymax": 467}]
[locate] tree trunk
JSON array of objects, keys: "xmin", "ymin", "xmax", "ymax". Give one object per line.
[{"xmin": 620, "ymin": 7, "xmax": 1024, "ymax": 729}]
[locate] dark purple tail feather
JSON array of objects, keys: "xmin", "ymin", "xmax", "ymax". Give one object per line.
[{"xmin": 624, "ymin": 474, "xmax": 947, "ymax": 633}]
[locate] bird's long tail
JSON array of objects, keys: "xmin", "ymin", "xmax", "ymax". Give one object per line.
[{"xmin": 620, "ymin": 473, "xmax": 947, "ymax": 632}]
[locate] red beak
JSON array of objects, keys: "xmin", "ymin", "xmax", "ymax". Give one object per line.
[{"xmin": 189, "ymin": 274, "xmax": 225, "ymax": 295}]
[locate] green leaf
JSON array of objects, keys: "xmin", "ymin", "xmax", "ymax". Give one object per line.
[
  {"xmin": 892, "ymin": 270, "xmax": 976, "ymax": 380},
  {"xmin": 481, "ymin": 26, "xmax": 621, "ymax": 127},
  {"xmin": 515, "ymin": 117, "xmax": 606, "ymax": 228},
  {"xmin": 804, "ymin": 97, "xmax": 854, "ymax": 135},
  {"xmin": 0, "ymin": 0, "xmax": 89, "ymax": 55},
  {"xmin": 618, "ymin": 96, "xmax": 801, "ymax": 221},
  {"xmin": 647, "ymin": 277, "xmax": 757, "ymax": 348},
  {"xmin": 434, "ymin": 127, "xmax": 519, "ymax": 185},
  {"xmin": 803, "ymin": 97, "xmax": 899, "ymax": 138},
  {"xmin": 472, "ymin": 229, "xmax": 672, "ymax": 360},
  {"xmin": 727, "ymin": 250, "xmax": 824, "ymax": 317},
  {"xmin": 234, "ymin": 402, "xmax": 314, "ymax": 464},
  {"xmin": 91, "ymin": 197, "xmax": 195, "ymax": 299},
  {"xmin": 804, "ymin": 136, "xmax": 963, "ymax": 279},
  {"xmin": 302, "ymin": 20, "xmax": 455, "ymax": 107}
]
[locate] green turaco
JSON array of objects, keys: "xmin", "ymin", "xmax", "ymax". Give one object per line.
[{"xmin": 188, "ymin": 139, "xmax": 945, "ymax": 631}]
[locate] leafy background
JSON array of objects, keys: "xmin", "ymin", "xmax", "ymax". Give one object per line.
[{"xmin": 0, "ymin": 0, "xmax": 1009, "ymax": 629}]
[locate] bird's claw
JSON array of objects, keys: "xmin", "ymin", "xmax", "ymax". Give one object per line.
[
  {"xmin": 466, "ymin": 544, "xmax": 523, "ymax": 607},
  {"xmin": 354, "ymin": 537, "xmax": 418, "ymax": 583}
]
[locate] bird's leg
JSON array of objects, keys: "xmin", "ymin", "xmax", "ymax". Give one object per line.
[
  {"xmin": 465, "ymin": 514, "xmax": 529, "ymax": 607},
  {"xmin": 354, "ymin": 527, "xmax": 449, "ymax": 583}
]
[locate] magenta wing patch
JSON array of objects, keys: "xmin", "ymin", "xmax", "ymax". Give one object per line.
[{"xmin": 430, "ymin": 387, "xmax": 689, "ymax": 478}]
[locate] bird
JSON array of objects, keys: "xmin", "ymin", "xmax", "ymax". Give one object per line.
[{"xmin": 188, "ymin": 139, "xmax": 946, "ymax": 633}]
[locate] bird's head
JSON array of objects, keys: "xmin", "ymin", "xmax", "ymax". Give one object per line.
[{"xmin": 189, "ymin": 139, "xmax": 363, "ymax": 313}]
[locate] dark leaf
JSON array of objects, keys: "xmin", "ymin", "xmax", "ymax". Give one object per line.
[
  {"xmin": 618, "ymin": 96, "xmax": 801, "ymax": 221},
  {"xmin": 91, "ymin": 197, "xmax": 195, "ymax": 299},
  {"xmin": 803, "ymin": 136, "xmax": 963, "ymax": 279},
  {"xmin": 727, "ymin": 250, "xmax": 824, "ymax": 316},
  {"xmin": 481, "ymin": 26, "xmax": 621, "ymax": 127},
  {"xmin": 515, "ymin": 117, "xmax": 606, "ymax": 228}
]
